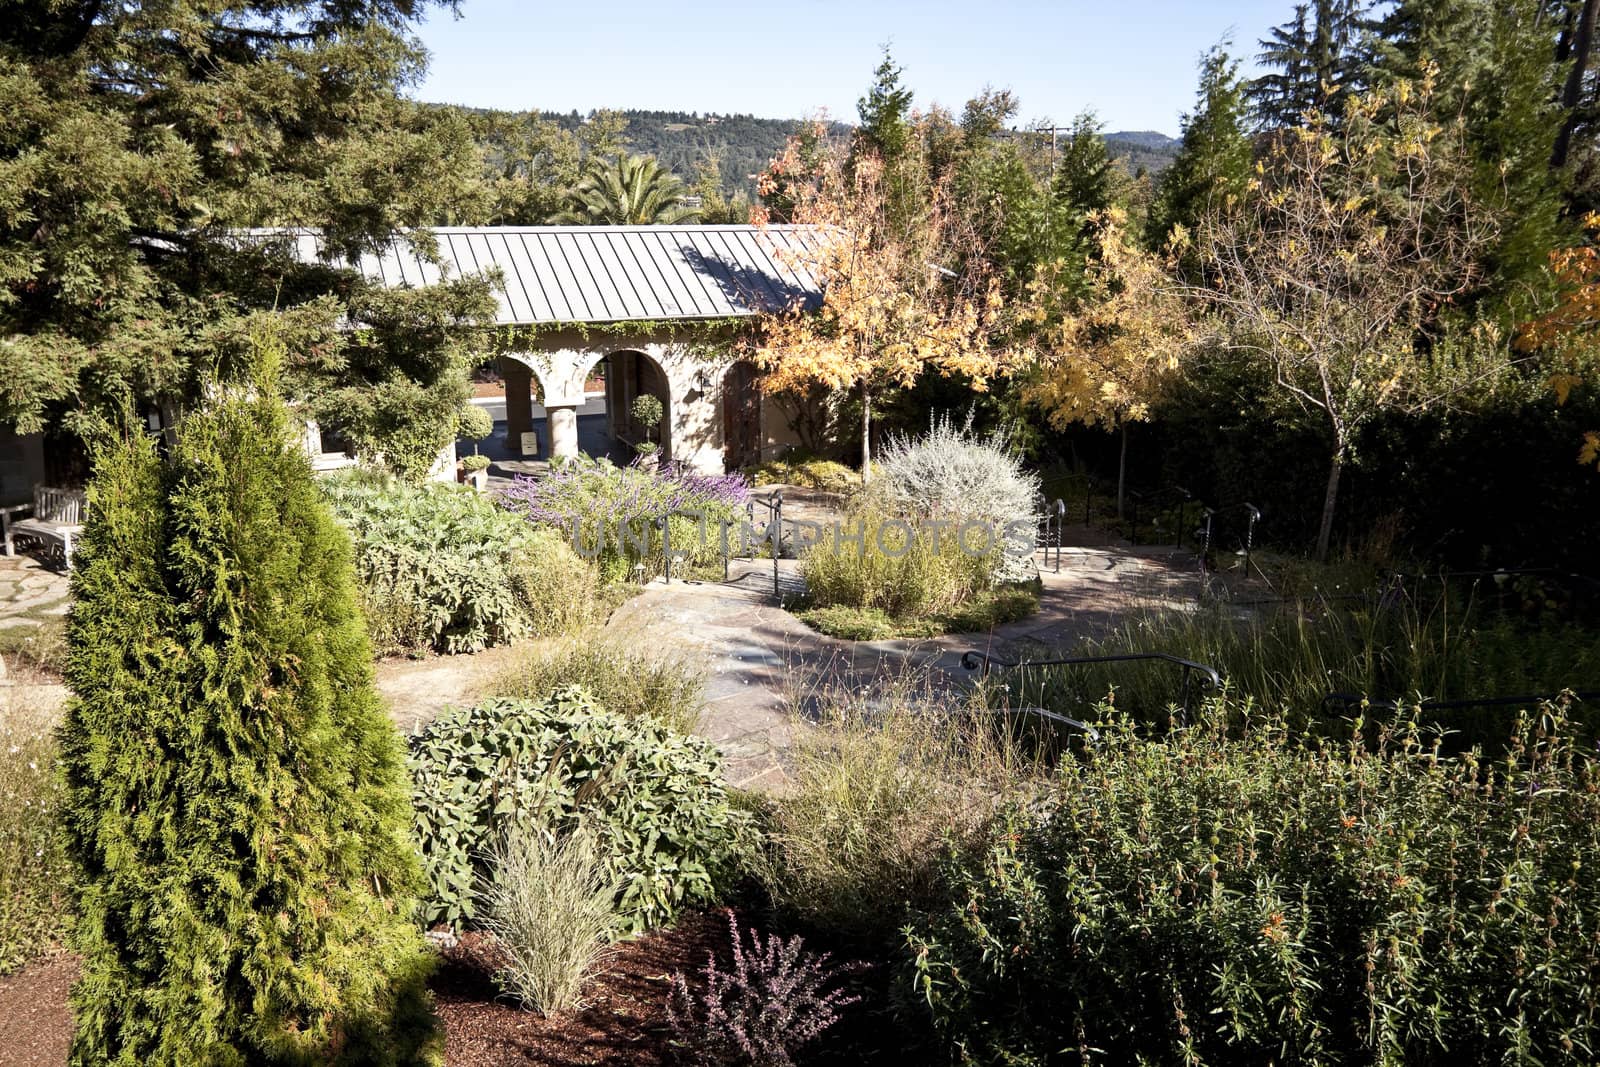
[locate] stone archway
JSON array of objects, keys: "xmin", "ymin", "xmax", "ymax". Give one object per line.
[{"xmin": 593, "ymin": 349, "xmax": 672, "ymax": 461}]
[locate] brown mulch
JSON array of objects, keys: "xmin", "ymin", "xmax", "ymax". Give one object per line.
[
  {"xmin": 0, "ymin": 954, "xmax": 76, "ymax": 1066},
  {"xmin": 0, "ymin": 910, "xmax": 915, "ymax": 1066},
  {"xmin": 434, "ymin": 913, "xmax": 721, "ymax": 1067}
]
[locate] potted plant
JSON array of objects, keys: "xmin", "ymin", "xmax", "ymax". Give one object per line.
[
  {"xmin": 631, "ymin": 394, "xmax": 664, "ymax": 468},
  {"xmin": 459, "ymin": 453, "xmax": 491, "ymax": 490}
]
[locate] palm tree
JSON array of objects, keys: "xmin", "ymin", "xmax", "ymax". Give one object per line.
[{"xmin": 549, "ymin": 153, "xmax": 703, "ymax": 225}]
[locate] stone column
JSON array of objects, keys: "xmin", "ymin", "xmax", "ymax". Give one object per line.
[
  {"xmin": 500, "ymin": 358, "xmax": 534, "ymax": 454},
  {"xmin": 548, "ymin": 405, "xmax": 579, "ymax": 461}
]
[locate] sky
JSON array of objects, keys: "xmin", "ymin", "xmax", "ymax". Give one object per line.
[{"xmin": 412, "ymin": 0, "xmax": 1294, "ymax": 136}]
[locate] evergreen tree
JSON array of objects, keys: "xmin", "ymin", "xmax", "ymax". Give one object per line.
[
  {"xmin": 0, "ymin": 0, "xmax": 492, "ymax": 466},
  {"xmin": 1247, "ymin": 0, "xmax": 1370, "ymax": 128},
  {"xmin": 59, "ymin": 342, "xmax": 437, "ymax": 1064},
  {"xmin": 1149, "ymin": 46, "xmax": 1254, "ymax": 255},
  {"xmin": 1365, "ymin": 0, "xmax": 1573, "ymax": 310},
  {"xmin": 856, "ymin": 46, "xmax": 915, "ymax": 166},
  {"xmin": 1051, "ymin": 112, "xmax": 1117, "ymax": 225}
]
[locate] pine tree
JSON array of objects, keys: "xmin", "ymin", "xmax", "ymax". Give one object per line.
[
  {"xmin": 1247, "ymin": 0, "xmax": 1370, "ymax": 128},
  {"xmin": 58, "ymin": 342, "xmax": 438, "ymax": 1064},
  {"xmin": 1051, "ymin": 112, "xmax": 1117, "ymax": 225},
  {"xmin": 856, "ymin": 46, "xmax": 915, "ymax": 166},
  {"xmin": 0, "ymin": 0, "xmax": 492, "ymax": 465},
  {"xmin": 1365, "ymin": 0, "xmax": 1573, "ymax": 310},
  {"xmin": 1149, "ymin": 46, "xmax": 1254, "ymax": 256}
]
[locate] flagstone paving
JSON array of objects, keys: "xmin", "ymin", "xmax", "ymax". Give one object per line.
[{"xmin": 603, "ymin": 530, "xmax": 1203, "ymax": 792}]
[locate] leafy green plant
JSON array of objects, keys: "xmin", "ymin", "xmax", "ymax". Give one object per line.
[
  {"xmin": 907, "ymin": 699, "xmax": 1600, "ymax": 1066},
  {"xmin": 459, "ymin": 453, "xmax": 491, "ymax": 473},
  {"xmin": 0, "ymin": 700, "xmax": 69, "ymax": 975},
  {"xmin": 409, "ymin": 686, "xmax": 749, "ymax": 932},
  {"xmin": 631, "ymin": 393, "xmax": 664, "ymax": 433},
  {"xmin": 324, "ymin": 468, "xmax": 598, "ymax": 654},
  {"xmin": 479, "ymin": 823, "xmax": 621, "ymax": 1016},
  {"xmin": 488, "ymin": 629, "xmax": 705, "ymax": 735}
]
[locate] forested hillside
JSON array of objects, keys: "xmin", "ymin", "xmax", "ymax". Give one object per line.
[{"xmin": 453, "ymin": 106, "xmax": 1176, "ymax": 198}]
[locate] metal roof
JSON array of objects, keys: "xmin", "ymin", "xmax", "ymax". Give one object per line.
[{"xmin": 250, "ymin": 225, "xmax": 826, "ymax": 325}]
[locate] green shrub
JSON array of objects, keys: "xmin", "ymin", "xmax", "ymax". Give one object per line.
[
  {"xmin": 324, "ymin": 468, "xmax": 599, "ymax": 655},
  {"xmin": 0, "ymin": 701, "xmax": 69, "ymax": 975},
  {"xmin": 478, "ymin": 823, "xmax": 620, "ymax": 1016},
  {"xmin": 59, "ymin": 376, "xmax": 438, "ymax": 1063},
  {"xmin": 907, "ymin": 700, "xmax": 1600, "ymax": 1066},
  {"xmin": 488, "ymin": 630, "xmax": 705, "ymax": 735},
  {"xmin": 748, "ymin": 453, "xmax": 859, "ymax": 494},
  {"xmin": 459, "ymin": 452, "xmax": 491, "ymax": 472},
  {"xmin": 797, "ymin": 509, "xmax": 1033, "ymax": 637},
  {"xmin": 409, "ymin": 686, "xmax": 748, "ymax": 933}
]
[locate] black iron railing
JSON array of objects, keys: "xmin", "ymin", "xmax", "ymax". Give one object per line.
[{"xmin": 961, "ymin": 649, "xmax": 1223, "ymax": 724}]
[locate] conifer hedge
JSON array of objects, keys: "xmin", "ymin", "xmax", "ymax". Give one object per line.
[{"xmin": 58, "ymin": 367, "xmax": 439, "ymax": 1064}]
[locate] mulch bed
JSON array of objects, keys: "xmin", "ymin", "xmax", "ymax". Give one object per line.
[{"xmin": 0, "ymin": 909, "xmax": 916, "ymax": 1066}]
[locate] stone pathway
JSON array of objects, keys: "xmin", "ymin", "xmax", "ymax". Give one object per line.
[
  {"xmin": 0, "ymin": 555, "xmax": 70, "ymax": 626},
  {"xmin": 603, "ymin": 528, "xmax": 1203, "ymax": 792}
]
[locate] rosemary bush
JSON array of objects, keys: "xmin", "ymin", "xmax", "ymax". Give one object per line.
[{"xmin": 907, "ymin": 699, "xmax": 1600, "ymax": 1065}]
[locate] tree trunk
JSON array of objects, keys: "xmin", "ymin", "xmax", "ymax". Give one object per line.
[
  {"xmin": 1315, "ymin": 444, "xmax": 1345, "ymax": 563},
  {"xmin": 1116, "ymin": 420, "xmax": 1129, "ymax": 520},
  {"xmin": 1554, "ymin": 0, "xmax": 1599, "ymax": 168},
  {"xmin": 859, "ymin": 383, "xmax": 873, "ymax": 485}
]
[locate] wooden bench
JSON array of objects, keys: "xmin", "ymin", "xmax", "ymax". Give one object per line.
[{"xmin": 2, "ymin": 486, "xmax": 87, "ymax": 569}]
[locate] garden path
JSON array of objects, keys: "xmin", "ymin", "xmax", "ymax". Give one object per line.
[{"xmin": 604, "ymin": 526, "xmax": 1203, "ymax": 793}]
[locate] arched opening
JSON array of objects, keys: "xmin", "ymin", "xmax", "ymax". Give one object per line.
[
  {"xmin": 600, "ymin": 350, "xmax": 672, "ymax": 462},
  {"xmin": 722, "ymin": 360, "xmax": 761, "ymax": 471}
]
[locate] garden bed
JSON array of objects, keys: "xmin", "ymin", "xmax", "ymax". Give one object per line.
[{"xmin": 0, "ymin": 911, "xmax": 910, "ymax": 1067}]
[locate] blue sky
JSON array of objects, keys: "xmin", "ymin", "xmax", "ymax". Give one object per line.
[{"xmin": 412, "ymin": 1, "xmax": 1294, "ymax": 136}]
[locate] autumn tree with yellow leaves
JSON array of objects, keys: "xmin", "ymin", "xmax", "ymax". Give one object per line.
[
  {"xmin": 1517, "ymin": 213, "xmax": 1600, "ymax": 471},
  {"xmin": 750, "ymin": 123, "xmax": 1020, "ymax": 482},
  {"xmin": 1022, "ymin": 209, "xmax": 1190, "ymax": 517},
  {"xmin": 1191, "ymin": 80, "xmax": 1506, "ymax": 560}
]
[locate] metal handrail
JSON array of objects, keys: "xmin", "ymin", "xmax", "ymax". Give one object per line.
[{"xmin": 961, "ymin": 649, "xmax": 1223, "ymax": 721}]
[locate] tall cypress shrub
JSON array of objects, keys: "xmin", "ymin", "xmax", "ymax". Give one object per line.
[{"xmin": 58, "ymin": 350, "xmax": 439, "ymax": 1064}]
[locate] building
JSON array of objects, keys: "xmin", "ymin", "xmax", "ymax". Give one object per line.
[{"xmin": 277, "ymin": 224, "xmax": 827, "ymax": 475}]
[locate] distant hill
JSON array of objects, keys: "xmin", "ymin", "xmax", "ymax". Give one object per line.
[
  {"xmin": 1104, "ymin": 130, "xmax": 1181, "ymax": 176},
  {"xmin": 451, "ymin": 105, "xmax": 1179, "ymax": 196},
  {"xmin": 541, "ymin": 110, "xmax": 834, "ymax": 198}
]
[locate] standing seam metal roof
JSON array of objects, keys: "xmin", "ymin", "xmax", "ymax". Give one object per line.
[{"xmin": 250, "ymin": 225, "xmax": 826, "ymax": 326}]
